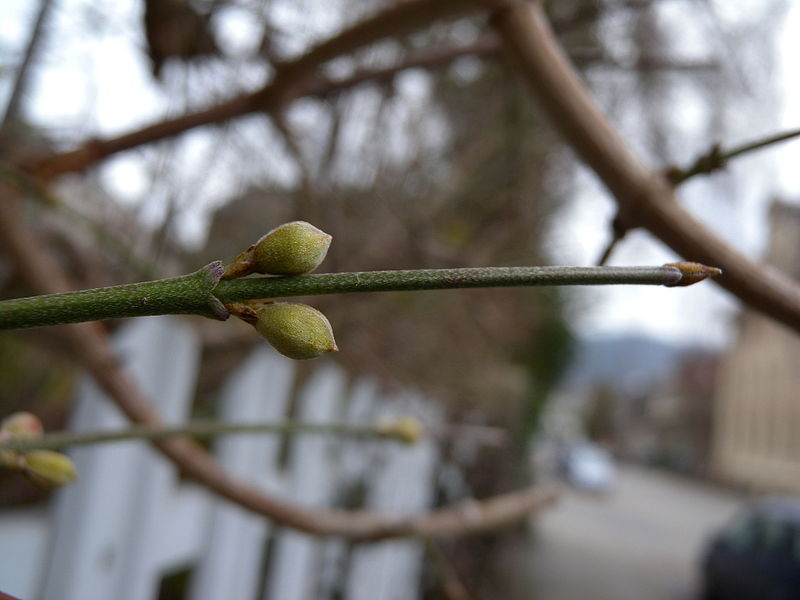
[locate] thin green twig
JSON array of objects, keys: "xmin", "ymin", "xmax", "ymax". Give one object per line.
[
  {"xmin": 0, "ymin": 419, "xmax": 413, "ymax": 452},
  {"xmin": 0, "ymin": 262, "xmax": 720, "ymax": 330},
  {"xmin": 0, "ymin": 262, "xmax": 229, "ymax": 329}
]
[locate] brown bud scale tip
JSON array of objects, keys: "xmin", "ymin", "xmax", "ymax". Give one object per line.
[{"xmin": 664, "ymin": 262, "xmax": 722, "ymax": 287}]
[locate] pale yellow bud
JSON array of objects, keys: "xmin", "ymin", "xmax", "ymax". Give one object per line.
[
  {"xmin": 376, "ymin": 416, "xmax": 423, "ymax": 445},
  {"xmin": 0, "ymin": 412, "xmax": 44, "ymax": 469},
  {"xmin": 0, "ymin": 412, "xmax": 43, "ymax": 438},
  {"xmin": 22, "ymin": 450, "xmax": 78, "ymax": 489},
  {"xmin": 252, "ymin": 221, "xmax": 332, "ymax": 275},
  {"xmin": 255, "ymin": 302, "xmax": 338, "ymax": 360}
]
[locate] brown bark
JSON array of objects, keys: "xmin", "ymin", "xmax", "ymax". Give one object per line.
[
  {"xmin": 488, "ymin": 0, "xmax": 800, "ymax": 332},
  {"xmin": 27, "ymin": 0, "xmax": 484, "ymax": 181}
]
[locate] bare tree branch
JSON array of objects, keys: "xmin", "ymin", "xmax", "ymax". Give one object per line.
[
  {"xmin": 488, "ymin": 0, "xmax": 800, "ymax": 332},
  {"xmin": 667, "ymin": 127, "xmax": 800, "ymax": 185},
  {"xmin": 2, "ymin": 0, "xmax": 54, "ymax": 126},
  {"xmin": 268, "ymin": 111, "xmax": 319, "ymax": 219},
  {"xmin": 23, "ymin": 1, "xmax": 671, "ymax": 181},
  {"xmin": 26, "ymin": 0, "xmax": 484, "ymax": 180},
  {"xmin": 306, "ymin": 36, "xmax": 500, "ymax": 99},
  {"xmin": 426, "ymin": 541, "xmax": 479, "ymax": 600}
]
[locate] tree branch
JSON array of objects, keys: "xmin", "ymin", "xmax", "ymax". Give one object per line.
[
  {"xmin": 2, "ymin": 0, "xmax": 54, "ymax": 126},
  {"xmin": 304, "ymin": 36, "xmax": 500, "ymax": 99},
  {"xmin": 0, "ymin": 186, "xmax": 556, "ymax": 541},
  {"xmin": 0, "ymin": 419, "xmax": 422, "ymax": 452},
  {"xmin": 21, "ymin": 3, "xmax": 661, "ymax": 180},
  {"xmin": 0, "ymin": 262, "xmax": 719, "ymax": 330},
  {"xmin": 666, "ymin": 127, "xmax": 800, "ymax": 185},
  {"xmin": 25, "ymin": 0, "xmax": 484, "ymax": 180},
  {"xmin": 488, "ymin": 0, "xmax": 800, "ymax": 332}
]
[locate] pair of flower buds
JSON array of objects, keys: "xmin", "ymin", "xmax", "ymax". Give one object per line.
[
  {"xmin": 223, "ymin": 221, "xmax": 337, "ymax": 360},
  {"xmin": 0, "ymin": 412, "xmax": 77, "ymax": 488}
]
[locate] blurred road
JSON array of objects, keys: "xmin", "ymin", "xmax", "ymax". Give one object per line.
[{"xmin": 515, "ymin": 466, "xmax": 742, "ymax": 600}]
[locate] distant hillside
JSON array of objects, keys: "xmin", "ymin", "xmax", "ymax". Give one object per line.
[{"xmin": 562, "ymin": 335, "xmax": 687, "ymax": 394}]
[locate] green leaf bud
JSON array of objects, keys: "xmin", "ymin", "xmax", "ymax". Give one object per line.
[
  {"xmin": 255, "ymin": 302, "xmax": 338, "ymax": 360},
  {"xmin": 222, "ymin": 221, "xmax": 333, "ymax": 280},
  {"xmin": 22, "ymin": 450, "xmax": 78, "ymax": 489},
  {"xmin": 251, "ymin": 221, "xmax": 332, "ymax": 275}
]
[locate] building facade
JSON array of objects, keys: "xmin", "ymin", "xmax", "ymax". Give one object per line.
[{"xmin": 713, "ymin": 201, "xmax": 800, "ymax": 493}]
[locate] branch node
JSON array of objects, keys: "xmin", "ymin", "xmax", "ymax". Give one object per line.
[{"xmin": 200, "ymin": 261, "xmax": 230, "ymax": 320}]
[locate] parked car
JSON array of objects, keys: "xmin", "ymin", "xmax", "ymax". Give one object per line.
[
  {"xmin": 701, "ymin": 497, "xmax": 800, "ymax": 600},
  {"xmin": 557, "ymin": 443, "xmax": 616, "ymax": 493}
]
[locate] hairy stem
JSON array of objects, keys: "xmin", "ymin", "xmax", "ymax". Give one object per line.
[
  {"xmin": 0, "ymin": 262, "xmax": 229, "ymax": 329},
  {"xmin": 215, "ymin": 264, "xmax": 710, "ymax": 301},
  {"xmin": 0, "ymin": 419, "xmax": 412, "ymax": 452},
  {"xmin": 0, "ymin": 263, "xmax": 719, "ymax": 330}
]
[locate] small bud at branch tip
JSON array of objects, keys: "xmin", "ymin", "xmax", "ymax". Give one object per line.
[{"xmin": 663, "ymin": 262, "xmax": 723, "ymax": 287}]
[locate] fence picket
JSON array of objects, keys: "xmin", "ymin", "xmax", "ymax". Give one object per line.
[
  {"xmin": 40, "ymin": 317, "xmax": 201, "ymax": 600},
  {"xmin": 189, "ymin": 347, "xmax": 294, "ymax": 600},
  {"xmin": 343, "ymin": 393, "xmax": 439, "ymax": 600},
  {"xmin": 263, "ymin": 365, "xmax": 346, "ymax": 600},
  {"xmin": 0, "ymin": 319, "xmax": 442, "ymax": 600}
]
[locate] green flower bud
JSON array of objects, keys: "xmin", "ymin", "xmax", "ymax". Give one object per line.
[
  {"xmin": 255, "ymin": 302, "xmax": 338, "ymax": 360},
  {"xmin": 22, "ymin": 450, "xmax": 78, "ymax": 489},
  {"xmin": 376, "ymin": 416, "xmax": 423, "ymax": 445},
  {"xmin": 0, "ymin": 412, "xmax": 43, "ymax": 438},
  {"xmin": 251, "ymin": 221, "xmax": 332, "ymax": 275},
  {"xmin": 222, "ymin": 221, "xmax": 333, "ymax": 280}
]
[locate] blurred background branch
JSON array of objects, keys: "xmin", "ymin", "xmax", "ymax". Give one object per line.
[{"xmin": 489, "ymin": 0, "xmax": 800, "ymax": 332}]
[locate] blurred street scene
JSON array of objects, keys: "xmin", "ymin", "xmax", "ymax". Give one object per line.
[{"xmin": 518, "ymin": 466, "xmax": 740, "ymax": 600}]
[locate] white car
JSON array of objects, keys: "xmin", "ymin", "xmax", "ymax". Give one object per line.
[{"xmin": 560, "ymin": 443, "xmax": 616, "ymax": 493}]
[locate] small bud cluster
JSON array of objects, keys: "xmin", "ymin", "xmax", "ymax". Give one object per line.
[
  {"xmin": 0, "ymin": 412, "xmax": 77, "ymax": 489},
  {"xmin": 223, "ymin": 222, "xmax": 338, "ymax": 360}
]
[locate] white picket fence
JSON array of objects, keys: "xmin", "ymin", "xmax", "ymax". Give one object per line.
[{"xmin": 0, "ymin": 317, "xmax": 441, "ymax": 600}]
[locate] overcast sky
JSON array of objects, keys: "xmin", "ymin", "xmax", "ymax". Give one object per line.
[{"xmin": 549, "ymin": 1, "xmax": 800, "ymax": 347}]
